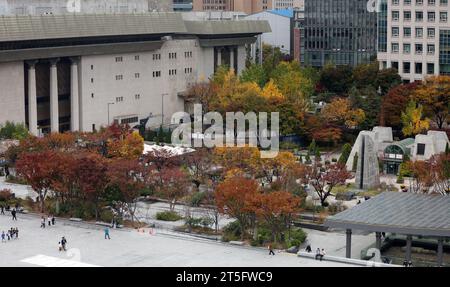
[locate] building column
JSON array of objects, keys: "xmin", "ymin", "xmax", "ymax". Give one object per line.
[
  {"xmin": 49, "ymin": 58, "xmax": 59, "ymax": 133},
  {"xmin": 376, "ymin": 232, "xmax": 382, "ymax": 250},
  {"xmin": 230, "ymin": 48, "xmax": 235, "ymax": 72},
  {"xmin": 217, "ymin": 48, "xmax": 222, "ymax": 66},
  {"xmin": 405, "ymin": 235, "xmax": 412, "ymax": 263},
  {"xmin": 437, "ymin": 238, "xmax": 444, "ymax": 267},
  {"xmin": 27, "ymin": 60, "xmax": 38, "ymax": 136},
  {"xmin": 346, "ymin": 229, "xmax": 352, "ymax": 259},
  {"xmin": 70, "ymin": 57, "xmax": 80, "ymax": 132}
]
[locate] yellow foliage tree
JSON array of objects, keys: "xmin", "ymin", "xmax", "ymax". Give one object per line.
[
  {"xmin": 107, "ymin": 131, "xmax": 144, "ymax": 159},
  {"xmin": 321, "ymin": 98, "xmax": 366, "ymax": 129},
  {"xmin": 401, "ymin": 101, "xmax": 430, "ymax": 136}
]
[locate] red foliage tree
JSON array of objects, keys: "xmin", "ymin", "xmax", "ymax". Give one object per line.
[
  {"xmin": 299, "ymin": 163, "xmax": 352, "ymax": 206},
  {"xmin": 215, "ymin": 176, "xmax": 260, "ymax": 239},
  {"xmin": 16, "ymin": 151, "xmax": 61, "ymax": 212}
]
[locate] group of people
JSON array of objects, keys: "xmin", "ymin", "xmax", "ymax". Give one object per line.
[
  {"xmin": 305, "ymin": 244, "xmax": 327, "ymax": 261},
  {"xmin": 1, "ymin": 227, "xmax": 19, "ymax": 242},
  {"xmin": 1, "ymin": 206, "xmax": 18, "ymax": 220},
  {"xmin": 40, "ymin": 215, "xmax": 56, "ymax": 228}
]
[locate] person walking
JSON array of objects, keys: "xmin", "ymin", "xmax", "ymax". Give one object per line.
[
  {"xmin": 40, "ymin": 216, "xmax": 46, "ymax": 228},
  {"xmin": 305, "ymin": 244, "xmax": 312, "ymax": 253},
  {"xmin": 4, "ymin": 165, "xmax": 10, "ymax": 179},
  {"xmin": 1, "ymin": 205, "xmax": 4, "ymax": 215},
  {"xmin": 1, "ymin": 231, "xmax": 5, "ymax": 243},
  {"xmin": 15, "ymin": 228, "xmax": 18, "ymax": 239},
  {"xmin": 104, "ymin": 227, "xmax": 111, "ymax": 240},
  {"xmin": 268, "ymin": 244, "xmax": 275, "ymax": 256},
  {"xmin": 51, "ymin": 215, "xmax": 55, "ymax": 226},
  {"xmin": 61, "ymin": 236, "xmax": 67, "ymax": 251},
  {"xmin": 47, "ymin": 215, "xmax": 52, "ymax": 227},
  {"xmin": 11, "ymin": 208, "xmax": 17, "ymax": 221}
]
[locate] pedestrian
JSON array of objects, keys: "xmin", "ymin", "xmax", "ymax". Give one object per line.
[
  {"xmin": 40, "ymin": 216, "xmax": 46, "ymax": 228},
  {"xmin": 305, "ymin": 244, "xmax": 312, "ymax": 253},
  {"xmin": 104, "ymin": 227, "xmax": 111, "ymax": 240},
  {"xmin": 1, "ymin": 205, "xmax": 4, "ymax": 215},
  {"xmin": 15, "ymin": 228, "xmax": 18, "ymax": 239},
  {"xmin": 268, "ymin": 244, "xmax": 275, "ymax": 256},
  {"xmin": 4, "ymin": 165, "xmax": 10, "ymax": 179},
  {"xmin": 408, "ymin": 261, "xmax": 413, "ymax": 267},
  {"xmin": 58, "ymin": 241, "xmax": 63, "ymax": 252},
  {"xmin": 315, "ymin": 248, "xmax": 321, "ymax": 260},
  {"xmin": 47, "ymin": 215, "xmax": 52, "ymax": 226},
  {"xmin": 11, "ymin": 208, "xmax": 17, "ymax": 220},
  {"xmin": 61, "ymin": 236, "xmax": 67, "ymax": 251},
  {"xmin": 51, "ymin": 215, "xmax": 55, "ymax": 226},
  {"xmin": 1, "ymin": 231, "xmax": 5, "ymax": 242},
  {"xmin": 319, "ymin": 249, "xmax": 326, "ymax": 261},
  {"xmin": 403, "ymin": 260, "xmax": 408, "ymax": 267}
]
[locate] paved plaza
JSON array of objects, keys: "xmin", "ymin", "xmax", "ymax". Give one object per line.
[{"xmin": 0, "ymin": 213, "xmax": 361, "ymax": 267}]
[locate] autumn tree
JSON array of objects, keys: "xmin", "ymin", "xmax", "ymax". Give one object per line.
[
  {"xmin": 107, "ymin": 158, "xmax": 145, "ymax": 221},
  {"xmin": 405, "ymin": 160, "xmax": 434, "ymax": 193},
  {"xmin": 252, "ymin": 191, "xmax": 301, "ymax": 243},
  {"xmin": 401, "ymin": 101, "xmax": 430, "ymax": 136},
  {"xmin": 321, "ymin": 98, "xmax": 366, "ymax": 129},
  {"xmin": 156, "ymin": 167, "xmax": 191, "ymax": 211},
  {"xmin": 412, "ymin": 76, "xmax": 450, "ymax": 129},
  {"xmin": 73, "ymin": 152, "xmax": 109, "ymax": 219},
  {"xmin": 299, "ymin": 163, "xmax": 352, "ymax": 206},
  {"xmin": 429, "ymin": 153, "xmax": 450, "ymax": 195},
  {"xmin": 16, "ymin": 151, "xmax": 61, "ymax": 212},
  {"xmin": 107, "ymin": 130, "xmax": 144, "ymax": 159},
  {"xmin": 183, "ymin": 148, "xmax": 213, "ymax": 190},
  {"xmin": 215, "ymin": 176, "xmax": 260, "ymax": 240},
  {"xmin": 379, "ymin": 82, "xmax": 419, "ymax": 129}
]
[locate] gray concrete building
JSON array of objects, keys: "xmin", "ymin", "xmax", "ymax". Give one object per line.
[
  {"xmin": 300, "ymin": 0, "xmax": 377, "ymax": 67},
  {"xmin": 0, "ymin": 13, "xmax": 270, "ymax": 135},
  {"xmin": 0, "ymin": 0, "xmax": 173, "ymax": 15}
]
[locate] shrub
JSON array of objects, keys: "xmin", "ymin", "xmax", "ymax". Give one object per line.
[
  {"xmin": 327, "ymin": 202, "xmax": 348, "ymax": 215},
  {"xmin": 100, "ymin": 209, "xmax": 114, "ymax": 223},
  {"xmin": 287, "ymin": 228, "xmax": 307, "ymax": 248},
  {"xmin": 332, "ymin": 158, "xmax": 338, "ymax": 163},
  {"xmin": 156, "ymin": 211, "xmax": 182, "ymax": 221},
  {"xmin": 190, "ymin": 192, "xmax": 206, "ymax": 207},
  {"xmin": 396, "ymin": 174, "xmax": 404, "ymax": 184},
  {"xmin": 0, "ymin": 189, "xmax": 13, "ymax": 202},
  {"xmin": 222, "ymin": 220, "xmax": 242, "ymax": 242}
]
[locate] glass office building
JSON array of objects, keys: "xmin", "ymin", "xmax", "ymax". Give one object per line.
[{"xmin": 301, "ymin": 0, "xmax": 377, "ymax": 67}]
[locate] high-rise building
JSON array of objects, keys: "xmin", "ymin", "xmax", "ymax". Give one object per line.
[
  {"xmin": 192, "ymin": 0, "xmax": 272, "ymax": 14},
  {"xmin": 377, "ymin": 0, "xmax": 450, "ymax": 82},
  {"xmin": 300, "ymin": 0, "xmax": 377, "ymax": 67}
]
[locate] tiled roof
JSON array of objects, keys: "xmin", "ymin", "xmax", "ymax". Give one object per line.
[{"xmin": 325, "ymin": 192, "xmax": 450, "ymax": 237}]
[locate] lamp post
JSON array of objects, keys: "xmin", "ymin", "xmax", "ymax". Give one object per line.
[
  {"xmin": 107, "ymin": 102, "xmax": 114, "ymax": 125},
  {"xmin": 161, "ymin": 93, "xmax": 168, "ymax": 127}
]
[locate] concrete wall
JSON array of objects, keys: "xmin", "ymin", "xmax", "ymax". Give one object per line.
[{"xmin": 0, "ymin": 61, "xmax": 25, "ymax": 125}]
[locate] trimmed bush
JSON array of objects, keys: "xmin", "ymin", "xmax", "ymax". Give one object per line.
[
  {"xmin": 156, "ymin": 211, "xmax": 182, "ymax": 221},
  {"xmin": 222, "ymin": 220, "xmax": 242, "ymax": 242}
]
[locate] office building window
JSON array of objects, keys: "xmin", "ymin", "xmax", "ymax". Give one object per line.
[
  {"xmin": 417, "ymin": 143, "xmax": 426, "ymax": 155},
  {"xmin": 115, "ymin": 56, "xmax": 123, "ymax": 62}
]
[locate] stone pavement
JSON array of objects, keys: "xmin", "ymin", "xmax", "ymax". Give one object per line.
[{"xmin": 0, "ymin": 213, "xmax": 356, "ymax": 267}]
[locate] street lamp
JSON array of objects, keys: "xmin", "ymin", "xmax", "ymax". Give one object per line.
[
  {"xmin": 161, "ymin": 93, "xmax": 168, "ymax": 127},
  {"xmin": 107, "ymin": 102, "xmax": 114, "ymax": 125}
]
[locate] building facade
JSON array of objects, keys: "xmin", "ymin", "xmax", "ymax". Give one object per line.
[
  {"xmin": 377, "ymin": 0, "xmax": 450, "ymax": 82},
  {"xmin": 173, "ymin": 0, "xmax": 193, "ymax": 11},
  {"xmin": 0, "ymin": 13, "xmax": 269, "ymax": 135},
  {"xmin": 0, "ymin": 0, "xmax": 173, "ymax": 14},
  {"xmin": 346, "ymin": 127, "xmax": 450, "ymax": 175},
  {"xmin": 192, "ymin": 0, "xmax": 272, "ymax": 14},
  {"xmin": 300, "ymin": 0, "xmax": 377, "ymax": 67},
  {"xmin": 273, "ymin": 0, "xmax": 304, "ymax": 10},
  {"xmin": 246, "ymin": 9, "xmax": 294, "ymax": 55}
]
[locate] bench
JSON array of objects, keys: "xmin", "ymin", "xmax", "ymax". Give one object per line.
[
  {"xmin": 297, "ymin": 251, "xmax": 398, "ymax": 267},
  {"xmin": 69, "ymin": 218, "xmax": 83, "ymax": 222},
  {"xmin": 229, "ymin": 241, "xmax": 245, "ymax": 246}
]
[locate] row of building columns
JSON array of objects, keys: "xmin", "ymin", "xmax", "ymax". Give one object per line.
[{"xmin": 26, "ymin": 57, "xmax": 79, "ymax": 135}]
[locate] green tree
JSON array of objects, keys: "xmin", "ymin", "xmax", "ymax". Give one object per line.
[
  {"xmin": 0, "ymin": 121, "xmax": 29, "ymax": 140},
  {"xmin": 338, "ymin": 143, "xmax": 352, "ymax": 165},
  {"xmin": 240, "ymin": 63, "xmax": 268, "ymax": 88}
]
